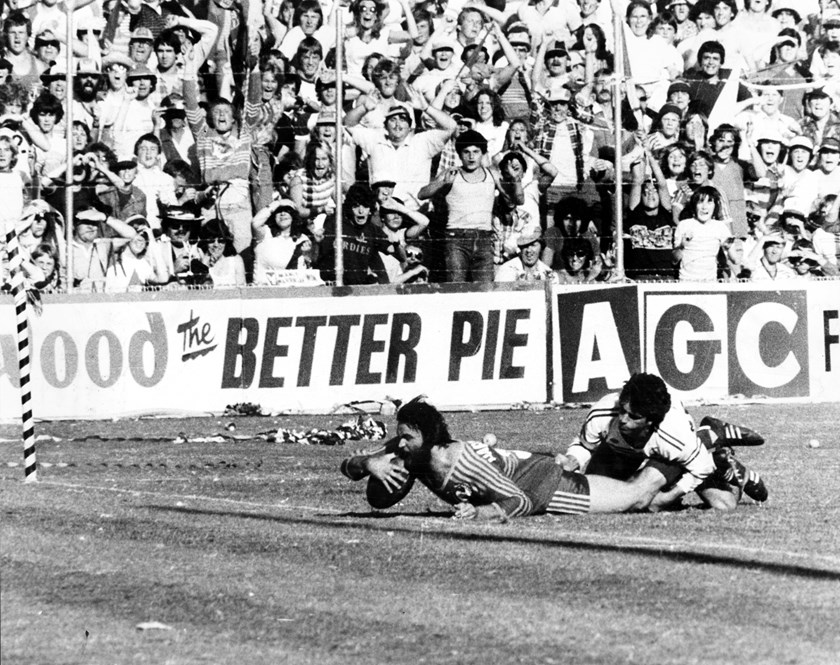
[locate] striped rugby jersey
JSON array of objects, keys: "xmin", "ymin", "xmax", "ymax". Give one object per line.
[
  {"xmin": 568, "ymin": 393, "xmax": 716, "ymax": 494},
  {"xmin": 421, "ymin": 441, "xmax": 590, "ymax": 518}
]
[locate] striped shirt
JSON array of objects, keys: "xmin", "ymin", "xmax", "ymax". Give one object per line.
[
  {"xmin": 184, "ymin": 73, "xmax": 261, "ymax": 186},
  {"xmin": 424, "ymin": 440, "xmax": 590, "ymax": 517},
  {"xmin": 567, "ymin": 393, "xmax": 715, "ymax": 494}
]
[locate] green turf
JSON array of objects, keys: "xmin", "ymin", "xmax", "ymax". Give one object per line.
[{"xmin": 1, "ymin": 404, "xmax": 839, "ymax": 664}]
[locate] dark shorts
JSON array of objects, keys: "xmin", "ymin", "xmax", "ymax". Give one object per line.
[{"xmin": 587, "ymin": 445, "xmax": 683, "ymax": 487}]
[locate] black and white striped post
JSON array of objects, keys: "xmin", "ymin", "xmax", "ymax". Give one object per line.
[{"xmin": 5, "ymin": 229, "xmax": 38, "ymax": 483}]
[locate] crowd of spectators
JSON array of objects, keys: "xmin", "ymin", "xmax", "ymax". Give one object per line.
[{"xmin": 0, "ymin": 0, "xmax": 839, "ymax": 293}]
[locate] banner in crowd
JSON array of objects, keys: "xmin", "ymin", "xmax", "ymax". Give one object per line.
[{"xmin": 0, "ymin": 286, "xmax": 549, "ymax": 419}]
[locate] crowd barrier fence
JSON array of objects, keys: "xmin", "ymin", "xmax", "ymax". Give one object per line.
[{"xmin": 0, "ymin": 280, "xmax": 838, "ymax": 421}]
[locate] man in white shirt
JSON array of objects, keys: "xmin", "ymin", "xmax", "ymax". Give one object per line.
[
  {"xmin": 346, "ymin": 100, "xmax": 457, "ymax": 208},
  {"xmin": 132, "ymin": 133, "xmax": 178, "ymax": 229},
  {"xmin": 790, "ymin": 138, "xmax": 840, "ymax": 212}
]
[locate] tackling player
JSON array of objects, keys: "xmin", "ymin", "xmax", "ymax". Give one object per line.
[{"xmin": 555, "ymin": 373, "xmax": 768, "ymax": 511}]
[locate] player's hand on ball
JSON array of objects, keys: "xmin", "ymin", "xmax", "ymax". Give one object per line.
[
  {"xmin": 555, "ymin": 453, "xmax": 580, "ymax": 472},
  {"xmin": 367, "ymin": 453, "xmax": 409, "ymax": 492}
]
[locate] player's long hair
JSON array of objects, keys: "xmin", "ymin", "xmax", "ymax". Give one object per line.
[
  {"xmin": 619, "ymin": 373, "xmax": 671, "ymax": 427},
  {"xmin": 397, "ymin": 400, "xmax": 454, "ymax": 447}
]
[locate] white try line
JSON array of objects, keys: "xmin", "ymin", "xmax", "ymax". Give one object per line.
[{"xmin": 38, "ymin": 479, "xmax": 840, "ymax": 572}]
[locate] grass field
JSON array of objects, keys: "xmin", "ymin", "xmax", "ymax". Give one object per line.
[{"xmin": 1, "ymin": 402, "xmax": 839, "ymax": 665}]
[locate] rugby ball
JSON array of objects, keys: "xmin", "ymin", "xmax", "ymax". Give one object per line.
[{"xmin": 366, "ymin": 456, "xmax": 415, "ymax": 509}]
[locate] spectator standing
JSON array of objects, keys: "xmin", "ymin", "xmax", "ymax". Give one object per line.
[
  {"xmin": 183, "ymin": 48, "xmax": 262, "ymax": 252},
  {"xmin": 419, "ymin": 129, "xmax": 519, "ymax": 283},
  {"xmin": 674, "ymin": 185, "xmax": 731, "ymax": 281}
]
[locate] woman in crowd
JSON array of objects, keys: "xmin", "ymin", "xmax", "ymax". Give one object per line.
[
  {"xmin": 471, "ymin": 87, "xmax": 509, "ymax": 161},
  {"xmin": 658, "ymin": 144, "xmax": 689, "ymax": 200},
  {"xmin": 251, "ymin": 198, "xmax": 313, "ymax": 285},
  {"xmin": 555, "ymin": 237, "xmax": 597, "ymax": 285},
  {"xmin": 575, "ymin": 23, "xmax": 613, "ymax": 80},
  {"xmin": 196, "ymin": 218, "xmax": 246, "ymax": 288},
  {"xmin": 289, "ymin": 138, "xmax": 336, "ymax": 233},
  {"xmin": 674, "ymin": 185, "xmax": 731, "ymax": 282},
  {"xmin": 344, "ymin": 0, "xmax": 417, "ymax": 78}
]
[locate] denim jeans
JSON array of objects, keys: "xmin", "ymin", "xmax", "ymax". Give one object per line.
[{"xmin": 444, "ymin": 229, "xmax": 495, "ymax": 283}]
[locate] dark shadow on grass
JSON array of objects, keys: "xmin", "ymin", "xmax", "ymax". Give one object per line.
[
  {"xmin": 150, "ymin": 504, "xmax": 840, "ymax": 582},
  {"xmin": 340, "ymin": 510, "xmax": 454, "ymax": 519}
]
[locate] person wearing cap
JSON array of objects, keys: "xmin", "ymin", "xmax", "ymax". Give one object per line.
[
  {"xmin": 666, "ymin": 0, "xmax": 698, "ymax": 44},
  {"xmin": 69, "ymin": 206, "xmax": 139, "ymax": 291},
  {"xmin": 104, "ymin": 64, "xmax": 159, "ymax": 160},
  {"xmin": 749, "ymin": 233, "xmax": 796, "ymax": 281},
  {"xmin": 346, "ymin": 93, "xmax": 457, "ymax": 208},
  {"xmin": 757, "ymin": 29, "xmax": 810, "ymax": 120},
  {"xmin": 158, "ymin": 207, "xmax": 203, "ymax": 280},
  {"xmin": 70, "ymin": 58, "xmax": 103, "ymax": 133},
  {"xmin": 128, "ymin": 27, "xmax": 156, "ymax": 67},
  {"xmin": 799, "ymin": 88, "xmax": 840, "ymax": 150},
  {"xmin": 32, "ymin": 29, "xmax": 60, "ymax": 75},
  {"xmin": 531, "ymin": 37, "xmax": 569, "ymax": 97},
  {"xmin": 157, "ymin": 94, "xmax": 200, "ymax": 182},
  {"xmin": 666, "ymin": 80, "xmax": 692, "ymax": 114},
  {"xmin": 531, "ymin": 86, "xmax": 596, "ymax": 211},
  {"xmin": 413, "ymin": 33, "xmax": 460, "ymax": 103},
  {"xmin": 495, "ymin": 227, "xmax": 558, "ymax": 283},
  {"xmin": 646, "ymin": 103, "xmax": 683, "ymax": 154},
  {"xmin": 789, "ymin": 137, "xmax": 840, "ymax": 210}
]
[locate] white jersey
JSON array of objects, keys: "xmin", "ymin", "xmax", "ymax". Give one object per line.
[{"xmin": 567, "ymin": 393, "xmax": 716, "ymax": 494}]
